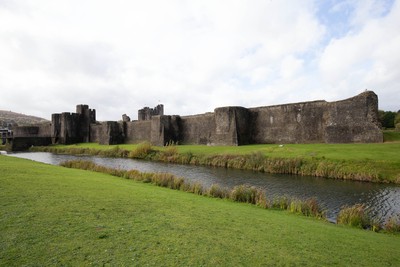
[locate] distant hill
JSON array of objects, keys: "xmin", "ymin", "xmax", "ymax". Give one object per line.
[{"xmin": 0, "ymin": 110, "xmax": 49, "ymax": 127}]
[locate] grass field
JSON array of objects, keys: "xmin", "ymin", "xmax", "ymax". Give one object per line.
[
  {"xmin": 31, "ymin": 131, "xmax": 400, "ymax": 183},
  {"xmin": 1, "ymin": 156, "xmax": 399, "ymax": 266}
]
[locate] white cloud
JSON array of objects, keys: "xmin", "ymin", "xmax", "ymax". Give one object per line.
[
  {"xmin": 318, "ymin": 0, "xmax": 400, "ymax": 108},
  {"xmin": 0, "ymin": 0, "xmax": 398, "ymax": 122}
]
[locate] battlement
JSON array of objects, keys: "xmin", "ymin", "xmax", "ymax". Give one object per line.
[{"xmin": 138, "ymin": 104, "xmax": 164, "ymax": 121}]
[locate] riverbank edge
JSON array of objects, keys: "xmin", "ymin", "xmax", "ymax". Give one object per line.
[{"xmin": 29, "ymin": 144, "xmax": 400, "ymax": 184}]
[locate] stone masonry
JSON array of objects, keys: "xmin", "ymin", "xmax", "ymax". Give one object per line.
[{"xmin": 10, "ymin": 91, "xmax": 383, "ymax": 150}]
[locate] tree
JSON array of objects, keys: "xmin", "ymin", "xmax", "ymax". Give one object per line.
[
  {"xmin": 395, "ymin": 111, "xmax": 400, "ymax": 131},
  {"xmin": 378, "ymin": 110, "xmax": 396, "ymax": 128}
]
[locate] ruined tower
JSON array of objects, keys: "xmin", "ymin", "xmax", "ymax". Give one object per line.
[
  {"xmin": 51, "ymin": 104, "xmax": 96, "ymax": 144},
  {"xmin": 138, "ymin": 104, "xmax": 164, "ymax": 120}
]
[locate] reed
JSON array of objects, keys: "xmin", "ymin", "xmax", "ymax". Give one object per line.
[
  {"xmin": 207, "ymin": 184, "xmax": 230, "ymax": 199},
  {"xmin": 178, "ymin": 152, "xmax": 194, "ymax": 164},
  {"xmin": 255, "ymin": 190, "xmax": 269, "ymax": 208},
  {"xmin": 98, "ymin": 146, "xmax": 129, "ymax": 157},
  {"xmin": 190, "ymin": 182, "xmax": 204, "ymax": 195},
  {"xmin": 288, "ymin": 198, "xmax": 325, "ymax": 218},
  {"xmin": 128, "ymin": 142, "xmax": 153, "ymax": 159},
  {"xmin": 245, "ymin": 151, "xmax": 266, "ymax": 171},
  {"xmin": 152, "ymin": 173, "xmax": 184, "ymax": 189},
  {"xmin": 336, "ymin": 204, "xmax": 372, "ymax": 229},
  {"xmin": 384, "ymin": 216, "xmax": 400, "ymax": 233},
  {"xmin": 272, "ymin": 195, "xmax": 291, "ymax": 210},
  {"xmin": 156, "ymin": 144, "xmax": 179, "ymax": 162},
  {"xmin": 230, "ymin": 184, "xmax": 264, "ymax": 205}
]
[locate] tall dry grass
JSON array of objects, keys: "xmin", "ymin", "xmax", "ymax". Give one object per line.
[{"xmin": 336, "ymin": 204, "xmax": 379, "ymax": 230}]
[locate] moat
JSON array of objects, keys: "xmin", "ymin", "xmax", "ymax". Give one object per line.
[{"xmin": 9, "ymin": 152, "xmax": 400, "ymax": 223}]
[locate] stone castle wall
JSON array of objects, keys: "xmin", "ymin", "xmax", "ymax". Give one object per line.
[
  {"xmin": 178, "ymin": 113, "xmax": 215, "ymax": 145},
  {"xmin": 249, "ymin": 101, "xmax": 327, "ymax": 144},
  {"xmin": 90, "ymin": 122, "xmax": 124, "ymax": 145},
  {"xmin": 163, "ymin": 91, "xmax": 382, "ymax": 145},
  {"xmin": 9, "ymin": 91, "xmax": 383, "ymax": 150},
  {"xmin": 125, "ymin": 120, "xmax": 152, "ymax": 144},
  {"xmin": 11, "ymin": 124, "xmax": 52, "ymax": 151}
]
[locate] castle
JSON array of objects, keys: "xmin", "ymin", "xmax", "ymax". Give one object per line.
[{"xmin": 9, "ymin": 91, "xmax": 383, "ymax": 150}]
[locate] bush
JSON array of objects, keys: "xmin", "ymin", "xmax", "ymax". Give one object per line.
[
  {"xmin": 379, "ymin": 110, "xmax": 396, "ymax": 128},
  {"xmin": 394, "ymin": 112, "xmax": 400, "ymax": 131}
]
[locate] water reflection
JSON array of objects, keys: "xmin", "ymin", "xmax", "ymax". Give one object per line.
[{"xmin": 9, "ymin": 152, "xmax": 400, "ymax": 223}]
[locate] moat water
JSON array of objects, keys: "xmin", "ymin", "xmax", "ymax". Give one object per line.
[{"xmin": 9, "ymin": 152, "xmax": 400, "ymax": 223}]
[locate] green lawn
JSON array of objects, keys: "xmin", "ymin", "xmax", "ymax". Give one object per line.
[
  {"xmin": 39, "ymin": 130, "xmax": 400, "ymax": 162},
  {"xmin": 1, "ymin": 156, "xmax": 399, "ymax": 266}
]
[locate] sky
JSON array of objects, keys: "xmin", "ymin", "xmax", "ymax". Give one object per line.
[{"xmin": 0, "ymin": 0, "xmax": 399, "ymax": 121}]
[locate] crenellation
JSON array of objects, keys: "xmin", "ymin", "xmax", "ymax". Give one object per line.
[{"xmin": 138, "ymin": 104, "xmax": 164, "ymax": 121}]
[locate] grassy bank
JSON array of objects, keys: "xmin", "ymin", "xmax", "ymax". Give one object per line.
[
  {"xmin": 61, "ymin": 160, "xmax": 326, "ymax": 220},
  {"xmin": 31, "ymin": 139, "xmax": 400, "ymax": 183},
  {"xmin": 1, "ymin": 156, "xmax": 399, "ymax": 266}
]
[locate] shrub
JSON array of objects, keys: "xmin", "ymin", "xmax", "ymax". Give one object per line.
[{"xmin": 337, "ymin": 204, "xmax": 372, "ymax": 229}]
